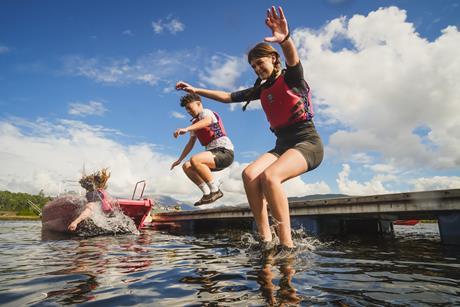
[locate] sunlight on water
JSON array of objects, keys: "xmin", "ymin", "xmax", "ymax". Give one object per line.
[{"xmin": 0, "ymin": 221, "xmax": 459, "ymax": 306}]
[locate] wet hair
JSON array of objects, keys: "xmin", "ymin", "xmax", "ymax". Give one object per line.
[
  {"xmin": 243, "ymin": 43, "xmax": 283, "ymax": 111},
  {"xmin": 180, "ymin": 93, "xmax": 201, "ymax": 107}
]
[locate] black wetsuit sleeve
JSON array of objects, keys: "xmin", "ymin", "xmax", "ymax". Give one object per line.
[
  {"xmin": 284, "ymin": 61, "xmax": 306, "ymax": 89},
  {"xmin": 230, "ymin": 87, "xmax": 261, "ymax": 102}
]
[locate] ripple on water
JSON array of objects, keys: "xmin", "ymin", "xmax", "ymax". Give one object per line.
[{"xmin": 0, "ymin": 221, "xmax": 459, "ymax": 306}]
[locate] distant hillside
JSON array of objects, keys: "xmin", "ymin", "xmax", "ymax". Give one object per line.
[
  {"xmin": 148, "ymin": 193, "xmax": 349, "ymax": 211},
  {"xmin": 149, "ymin": 194, "xmax": 195, "ymax": 211}
]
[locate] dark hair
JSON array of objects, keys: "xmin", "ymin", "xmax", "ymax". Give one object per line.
[{"xmin": 180, "ymin": 93, "xmax": 201, "ymax": 107}]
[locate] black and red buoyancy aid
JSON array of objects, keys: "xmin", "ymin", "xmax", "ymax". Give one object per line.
[
  {"xmin": 193, "ymin": 111, "xmax": 227, "ymax": 146},
  {"xmin": 260, "ymin": 72, "xmax": 314, "ymax": 131}
]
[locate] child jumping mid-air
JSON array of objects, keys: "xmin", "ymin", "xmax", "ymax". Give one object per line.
[{"xmin": 171, "ymin": 93, "xmax": 234, "ymax": 206}]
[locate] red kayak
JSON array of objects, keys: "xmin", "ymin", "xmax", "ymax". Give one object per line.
[
  {"xmin": 42, "ymin": 181, "xmax": 153, "ymax": 233},
  {"xmin": 393, "ymin": 219, "xmax": 419, "ymax": 226}
]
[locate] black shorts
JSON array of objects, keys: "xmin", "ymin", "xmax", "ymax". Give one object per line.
[
  {"xmin": 268, "ymin": 121, "xmax": 324, "ymax": 171},
  {"xmin": 209, "ymin": 147, "xmax": 234, "ymax": 172}
]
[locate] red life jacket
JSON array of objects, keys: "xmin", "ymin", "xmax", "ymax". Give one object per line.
[
  {"xmin": 192, "ymin": 111, "xmax": 227, "ymax": 146},
  {"xmin": 260, "ymin": 73, "xmax": 313, "ymax": 130}
]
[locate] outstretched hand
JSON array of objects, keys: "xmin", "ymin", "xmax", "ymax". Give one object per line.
[
  {"xmin": 264, "ymin": 6, "xmax": 289, "ymax": 43},
  {"xmin": 173, "ymin": 128, "xmax": 188, "ymax": 138},
  {"xmin": 170, "ymin": 160, "xmax": 181, "ymax": 170},
  {"xmin": 176, "ymin": 81, "xmax": 196, "ymax": 93}
]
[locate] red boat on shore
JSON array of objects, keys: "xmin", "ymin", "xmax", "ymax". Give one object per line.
[
  {"xmin": 393, "ymin": 219, "xmax": 420, "ymax": 226},
  {"xmin": 42, "ymin": 181, "xmax": 153, "ymax": 233}
]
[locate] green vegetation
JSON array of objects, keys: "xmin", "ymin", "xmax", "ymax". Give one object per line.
[{"xmin": 0, "ymin": 190, "xmax": 52, "ymax": 217}]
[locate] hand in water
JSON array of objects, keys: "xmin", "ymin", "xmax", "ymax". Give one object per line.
[{"xmin": 68, "ymin": 221, "xmax": 78, "ymax": 231}]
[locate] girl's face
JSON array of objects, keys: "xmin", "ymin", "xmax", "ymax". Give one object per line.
[{"xmin": 250, "ymin": 55, "xmax": 276, "ymax": 80}]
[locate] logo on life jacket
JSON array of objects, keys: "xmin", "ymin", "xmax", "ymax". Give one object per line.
[
  {"xmin": 192, "ymin": 111, "xmax": 227, "ymax": 146},
  {"xmin": 267, "ymin": 93, "xmax": 274, "ymax": 104}
]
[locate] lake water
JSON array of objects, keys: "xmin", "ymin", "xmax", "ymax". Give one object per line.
[{"xmin": 0, "ymin": 220, "xmax": 459, "ymax": 306}]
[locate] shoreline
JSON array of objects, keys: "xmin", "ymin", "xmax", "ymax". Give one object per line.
[
  {"xmin": 0, "ymin": 216, "xmax": 40, "ymax": 221},
  {"xmin": 0, "ymin": 212, "xmax": 40, "ymax": 221}
]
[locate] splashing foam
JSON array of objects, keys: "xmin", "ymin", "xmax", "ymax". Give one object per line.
[
  {"xmin": 77, "ymin": 195, "xmax": 139, "ymax": 236},
  {"xmin": 240, "ymin": 222, "xmax": 326, "ymax": 254}
]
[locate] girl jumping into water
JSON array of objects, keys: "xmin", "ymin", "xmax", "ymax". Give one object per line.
[{"xmin": 176, "ymin": 6, "xmax": 323, "ymax": 251}]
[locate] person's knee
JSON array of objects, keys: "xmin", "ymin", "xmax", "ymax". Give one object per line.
[
  {"xmin": 242, "ymin": 166, "xmax": 258, "ymax": 184},
  {"xmin": 190, "ymin": 156, "xmax": 201, "ymax": 168},
  {"xmin": 182, "ymin": 161, "xmax": 192, "ymax": 172},
  {"xmin": 260, "ymin": 169, "xmax": 280, "ymax": 189}
]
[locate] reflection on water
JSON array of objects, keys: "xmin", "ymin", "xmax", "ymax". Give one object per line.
[{"xmin": 0, "ymin": 220, "xmax": 459, "ymax": 306}]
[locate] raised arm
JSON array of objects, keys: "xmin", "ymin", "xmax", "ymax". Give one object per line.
[
  {"xmin": 264, "ymin": 6, "xmax": 299, "ymax": 67},
  {"xmin": 176, "ymin": 81, "xmax": 232, "ymax": 103}
]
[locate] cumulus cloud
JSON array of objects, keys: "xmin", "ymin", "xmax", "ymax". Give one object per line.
[
  {"xmin": 0, "ymin": 117, "xmax": 203, "ymax": 201},
  {"xmin": 411, "ymin": 176, "xmax": 460, "ymax": 191},
  {"xmin": 0, "ymin": 117, "xmax": 332, "ymax": 206},
  {"xmin": 122, "ymin": 29, "xmax": 133, "ymax": 36},
  {"xmin": 68, "ymin": 100, "xmax": 107, "ymax": 117},
  {"xmin": 293, "ymin": 7, "xmax": 460, "ymax": 173},
  {"xmin": 152, "ymin": 17, "xmax": 185, "ymax": 35},
  {"xmin": 337, "ymin": 164, "xmax": 393, "ymax": 195},
  {"xmin": 199, "ymin": 54, "xmax": 247, "ymax": 90}
]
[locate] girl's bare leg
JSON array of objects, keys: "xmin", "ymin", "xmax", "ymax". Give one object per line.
[
  {"xmin": 260, "ymin": 149, "xmax": 308, "ymax": 247},
  {"xmin": 242, "ymin": 153, "xmax": 278, "ymax": 242}
]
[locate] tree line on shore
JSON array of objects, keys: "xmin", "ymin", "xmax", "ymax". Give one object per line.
[{"xmin": 0, "ymin": 190, "xmax": 52, "ymax": 216}]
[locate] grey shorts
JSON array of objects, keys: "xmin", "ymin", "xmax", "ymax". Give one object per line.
[
  {"xmin": 209, "ymin": 147, "xmax": 234, "ymax": 172},
  {"xmin": 268, "ymin": 121, "xmax": 324, "ymax": 171}
]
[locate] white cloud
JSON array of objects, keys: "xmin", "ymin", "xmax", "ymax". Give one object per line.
[
  {"xmin": 0, "ymin": 117, "xmax": 242, "ymax": 205},
  {"xmin": 68, "ymin": 100, "xmax": 108, "ymax": 117},
  {"xmin": 411, "ymin": 176, "xmax": 460, "ymax": 191},
  {"xmin": 0, "ymin": 118, "xmax": 198, "ymax": 200},
  {"xmin": 63, "ymin": 49, "xmax": 199, "ymax": 86},
  {"xmin": 0, "ymin": 117, "xmax": 333, "ymax": 206},
  {"xmin": 199, "ymin": 54, "xmax": 247, "ymax": 90},
  {"xmin": 152, "ymin": 17, "xmax": 185, "ymax": 35},
  {"xmin": 293, "ymin": 7, "xmax": 460, "ymax": 173},
  {"xmin": 0, "ymin": 46, "xmax": 10, "ymax": 54},
  {"xmin": 122, "ymin": 29, "xmax": 133, "ymax": 36},
  {"xmin": 283, "ymin": 177, "xmax": 331, "ymax": 197},
  {"xmin": 171, "ymin": 111, "xmax": 185, "ymax": 119},
  {"xmin": 152, "ymin": 21, "xmax": 163, "ymax": 34},
  {"xmin": 337, "ymin": 164, "xmax": 392, "ymax": 195}
]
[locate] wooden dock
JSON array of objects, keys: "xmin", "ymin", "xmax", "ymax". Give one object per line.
[{"xmin": 151, "ymin": 189, "xmax": 460, "ymax": 245}]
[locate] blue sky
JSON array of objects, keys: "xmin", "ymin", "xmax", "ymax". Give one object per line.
[{"xmin": 1, "ymin": 0, "xmax": 459, "ymax": 203}]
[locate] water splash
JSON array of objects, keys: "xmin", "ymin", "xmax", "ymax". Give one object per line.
[
  {"xmin": 78, "ymin": 202, "xmax": 139, "ymax": 236},
  {"xmin": 60, "ymin": 193, "xmax": 140, "ymax": 236},
  {"xmin": 239, "ymin": 224, "xmax": 327, "ymax": 260}
]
